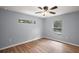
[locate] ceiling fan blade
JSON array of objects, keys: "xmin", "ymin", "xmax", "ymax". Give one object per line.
[
  {"xmin": 35, "ymin": 11, "xmax": 43, "ymax": 14},
  {"xmin": 50, "ymin": 6, "xmax": 58, "ymax": 10},
  {"xmin": 49, "ymin": 11, "xmax": 56, "ymax": 14},
  {"xmin": 38, "ymin": 7, "xmax": 42, "ymax": 10}
]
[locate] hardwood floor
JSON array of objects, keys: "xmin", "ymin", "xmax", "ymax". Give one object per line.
[{"xmin": 0, "ymin": 38, "xmax": 79, "ymax": 53}]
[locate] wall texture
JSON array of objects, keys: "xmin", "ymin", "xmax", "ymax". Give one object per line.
[
  {"xmin": 0, "ymin": 9, "xmax": 43, "ymax": 48},
  {"xmin": 43, "ymin": 11, "xmax": 79, "ymax": 45}
]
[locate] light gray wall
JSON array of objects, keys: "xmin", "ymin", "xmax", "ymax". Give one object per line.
[
  {"xmin": 0, "ymin": 9, "xmax": 43, "ymax": 48},
  {"xmin": 0, "ymin": 8, "xmax": 79, "ymax": 49},
  {"xmin": 43, "ymin": 11, "xmax": 79, "ymax": 45}
]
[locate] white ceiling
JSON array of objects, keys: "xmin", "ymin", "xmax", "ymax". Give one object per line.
[{"xmin": 0, "ymin": 6, "xmax": 79, "ymax": 18}]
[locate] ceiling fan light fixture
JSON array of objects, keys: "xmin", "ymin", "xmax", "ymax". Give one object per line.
[{"xmin": 35, "ymin": 6, "xmax": 58, "ymax": 16}]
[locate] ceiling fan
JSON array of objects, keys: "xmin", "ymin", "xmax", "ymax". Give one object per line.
[{"xmin": 35, "ymin": 6, "xmax": 58, "ymax": 16}]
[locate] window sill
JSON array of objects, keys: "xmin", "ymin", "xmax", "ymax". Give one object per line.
[{"xmin": 54, "ymin": 32, "xmax": 62, "ymax": 35}]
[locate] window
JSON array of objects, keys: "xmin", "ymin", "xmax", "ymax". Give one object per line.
[{"xmin": 53, "ymin": 20, "xmax": 62, "ymax": 34}]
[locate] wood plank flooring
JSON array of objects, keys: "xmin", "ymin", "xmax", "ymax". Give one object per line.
[{"xmin": 0, "ymin": 38, "xmax": 79, "ymax": 53}]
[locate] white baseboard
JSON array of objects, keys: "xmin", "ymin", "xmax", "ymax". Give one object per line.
[
  {"xmin": 0, "ymin": 37, "xmax": 41, "ymax": 50},
  {"xmin": 55, "ymin": 39, "xmax": 79, "ymax": 47},
  {"xmin": 45, "ymin": 37, "xmax": 79, "ymax": 47}
]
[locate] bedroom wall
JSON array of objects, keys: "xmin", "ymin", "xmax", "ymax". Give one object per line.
[
  {"xmin": 0, "ymin": 9, "xmax": 43, "ymax": 48},
  {"xmin": 0, "ymin": 8, "xmax": 79, "ymax": 49},
  {"xmin": 43, "ymin": 11, "xmax": 79, "ymax": 45}
]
